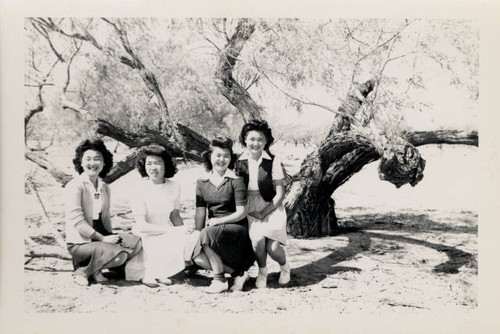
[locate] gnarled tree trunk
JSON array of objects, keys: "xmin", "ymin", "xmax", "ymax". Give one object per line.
[{"xmin": 284, "ymin": 129, "xmax": 478, "ymax": 237}]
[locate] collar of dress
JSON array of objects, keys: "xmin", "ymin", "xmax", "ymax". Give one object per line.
[
  {"xmin": 79, "ymin": 174, "xmax": 104, "ymax": 192},
  {"xmin": 199, "ymin": 169, "xmax": 239, "ymax": 182},
  {"xmin": 238, "ymin": 149, "xmax": 272, "ymax": 162}
]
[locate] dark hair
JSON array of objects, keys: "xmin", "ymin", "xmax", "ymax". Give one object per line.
[
  {"xmin": 135, "ymin": 144, "xmax": 177, "ymax": 178},
  {"xmin": 72, "ymin": 138, "xmax": 113, "ymax": 177},
  {"xmin": 239, "ymin": 119, "xmax": 275, "ymax": 151},
  {"xmin": 201, "ymin": 136, "xmax": 237, "ymax": 171}
]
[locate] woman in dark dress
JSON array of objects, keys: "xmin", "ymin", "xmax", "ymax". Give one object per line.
[{"xmin": 191, "ymin": 137, "xmax": 255, "ymax": 293}]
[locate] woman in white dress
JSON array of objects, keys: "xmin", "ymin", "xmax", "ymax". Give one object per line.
[{"xmin": 131, "ymin": 144, "xmax": 198, "ymax": 288}]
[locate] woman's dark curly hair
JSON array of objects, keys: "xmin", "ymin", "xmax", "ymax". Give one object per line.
[
  {"xmin": 239, "ymin": 119, "xmax": 275, "ymax": 151},
  {"xmin": 135, "ymin": 144, "xmax": 177, "ymax": 179},
  {"xmin": 201, "ymin": 136, "xmax": 237, "ymax": 171},
  {"xmin": 72, "ymin": 138, "xmax": 113, "ymax": 177}
]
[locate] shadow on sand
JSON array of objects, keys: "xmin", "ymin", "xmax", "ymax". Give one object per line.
[
  {"xmin": 279, "ymin": 211, "xmax": 477, "ymax": 288},
  {"xmin": 25, "ymin": 212, "xmax": 477, "ymax": 290}
]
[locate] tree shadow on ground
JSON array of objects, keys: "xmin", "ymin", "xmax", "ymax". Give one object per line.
[
  {"xmin": 276, "ymin": 211, "xmax": 477, "ymax": 288},
  {"xmin": 364, "ymin": 231, "xmax": 475, "ymax": 274}
]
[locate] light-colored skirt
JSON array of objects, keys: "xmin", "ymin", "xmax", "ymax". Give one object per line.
[
  {"xmin": 247, "ymin": 191, "xmax": 287, "ymax": 245},
  {"xmin": 127, "ymin": 226, "xmax": 199, "ymax": 280}
]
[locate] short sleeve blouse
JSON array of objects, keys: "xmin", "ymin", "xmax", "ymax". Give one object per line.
[{"xmin": 196, "ymin": 174, "xmax": 247, "ymax": 219}]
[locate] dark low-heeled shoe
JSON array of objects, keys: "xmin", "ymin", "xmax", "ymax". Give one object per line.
[{"xmin": 184, "ymin": 264, "xmax": 201, "ymax": 277}]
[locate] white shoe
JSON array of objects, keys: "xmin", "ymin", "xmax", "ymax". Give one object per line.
[
  {"xmin": 157, "ymin": 278, "xmax": 173, "ymax": 286},
  {"xmin": 206, "ymin": 279, "xmax": 228, "ymax": 294},
  {"xmin": 279, "ymin": 263, "xmax": 291, "ymax": 285},
  {"xmin": 255, "ymin": 267, "xmax": 268, "ymax": 289},
  {"xmin": 230, "ymin": 271, "xmax": 249, "ymax": 291}
]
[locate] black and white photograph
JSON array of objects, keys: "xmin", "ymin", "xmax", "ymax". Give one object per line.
[{"xmin": 1, "ymin": 1, "xmax": 499, "ymax": 333}]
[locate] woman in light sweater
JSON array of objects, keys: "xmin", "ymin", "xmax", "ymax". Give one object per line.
[{"xmin": 65, "ymin": 138, "xmax": 142, "ymax": 286}]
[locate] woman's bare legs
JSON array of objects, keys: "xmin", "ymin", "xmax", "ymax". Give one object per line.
[
  {"xmin": 266, "ymin": 239, "xmax": 286, "ymax": 265},
  {"xmin": 193, "ymin": 250, "xmax": 234, "ymax": 274},
  {"xmin": 201, "ymin": 245, "xmax": 234, "ymax": 293},
  {"xmin": 266, "ymin": 239, "xmax": 290, "ymax": 285},
  {"xmin": 249, "ymin": 230, "xmax": 269, "ymax": 288}
]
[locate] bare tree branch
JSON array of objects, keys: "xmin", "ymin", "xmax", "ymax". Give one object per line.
[
  {"xmin": 203, "ymin": 36, "xmax": 222, "ymax": 52},
  {"xmin": 252, "ymin": 58, "xmax": 360, "ymax": 124},
  {"xmin": 25, "ymin": 58, "xmax": 62, "ymax": 131},
  {"xmin": 30, "ymin": 19, "xmax": 65, "ymax": 63},
  {"xmin": 33, "ymin": 18, "xmax": 89, "ymax": 41},
  {"xmin": 215, "ymin": 18, "xmax": 263, "ymax": 121},
  {"xmin": 26, "ymin": 133, "xmax": 55, "ymax": 152},
  {"xmin": 63, "ymin": 40, "xmax": 83, "ymax": 93}
]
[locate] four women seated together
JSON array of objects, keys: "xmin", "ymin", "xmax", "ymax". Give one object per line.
[{"xmin": 65, "ymin": 119, "xmax": 291, "ymax": 293}]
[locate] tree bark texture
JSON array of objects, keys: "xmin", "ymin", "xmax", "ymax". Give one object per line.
[
  {"xmin": 215, "ymin": 19, "xmax": 263, "ymax": 122},
  {"xmin": 284, "ymin": 80, "xmax": 378, "ymax": 237},
  {"xmin": 285, "ymin": 129, "xmax": 478, "ymax": 237}
]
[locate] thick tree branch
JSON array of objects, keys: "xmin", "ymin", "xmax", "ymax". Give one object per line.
[
  {"xmin": 103, "ymin": 151, "xmax": 139, "ymax": 184},
  {"xmin": 25, "ymin": 106, "xmax": 44, "ymax": 128},
  {"xmin": 330, "ymin": 79, "xmax": 376, "ymax": 133},
  {"xmin": 407, "ymin": 130, "xmax": 478, "ymax": 147},
  {"xmin": 61, "ymin": 97, "xmax": 207, "ymax": 159},
  {"xmin": 25, "ymin": 151, "xmax": 73, "ymax": 186},
  {"xmin": 215, "ymin": 18, "xmax": 263, "ymax": 121}
]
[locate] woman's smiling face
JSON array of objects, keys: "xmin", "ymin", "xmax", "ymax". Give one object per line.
[
  {"xmin": 145, "ymin": 155, "xmax": 165, "ymax": 183},
  {"xmin": 81, "ymin": 149, "xmax": 104, "ymax": 179},
  {"xmin": 210, "ymin": 146, "xmax": 231, "ymax": 175},
  {"xmin": 245, "ymin": 130, "xmax": 267, "ymax": 158}
]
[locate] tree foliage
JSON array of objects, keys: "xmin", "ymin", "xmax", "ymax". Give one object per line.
[{"xmin": 25, "ymin": 18, "xmax": 478, "ymax": 149}]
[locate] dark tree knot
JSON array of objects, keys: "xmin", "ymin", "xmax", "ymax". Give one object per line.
[{"xmin": 378, "ymin": 143, "xmax": 426, "ymax": 188}]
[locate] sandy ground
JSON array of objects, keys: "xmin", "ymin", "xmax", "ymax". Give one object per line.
[{"xmin": 24, "ymin": 145, "xmax": 478, "ymax": 315}]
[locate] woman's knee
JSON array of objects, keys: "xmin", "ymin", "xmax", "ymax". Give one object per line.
[
  {"xmin": 193, "ymin": 253, "xmax": 212, "ymax": 270},
  {"xmin": 266, "ymin": 240, "xmax": 282, "ymax": 253},
  {"xmin": 251, "ymin": 237, "xmax": 266, "ymax": 251},
  {"xmin": 103, "ymin": 252, "xmax": 128, "ymax": 269},
  {"xmin": 114, "ymin": 252, "xmax": 128, "ymax": 266}
]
